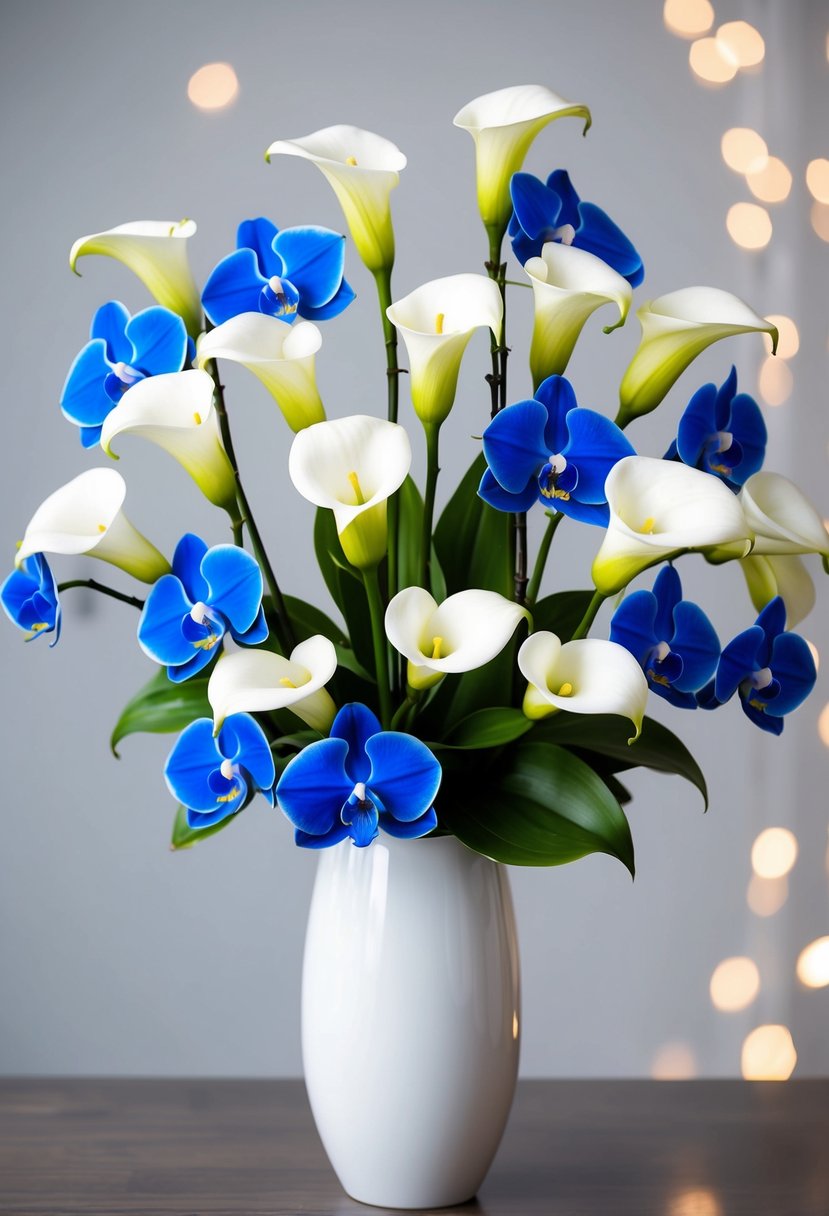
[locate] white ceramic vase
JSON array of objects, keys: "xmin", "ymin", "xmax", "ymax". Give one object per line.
[{"xmin": 302, "ymin": 831, "xmax": 521, "ymax": 1209}]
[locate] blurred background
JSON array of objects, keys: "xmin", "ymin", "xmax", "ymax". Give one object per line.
[{"xmin": 1, "ymin": 0, "xmax": 827, "ymax": 1080}]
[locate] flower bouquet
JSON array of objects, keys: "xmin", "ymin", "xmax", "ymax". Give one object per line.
[{"xmin": 4, "ymin": 83, "xmax": 827, "ymax": 1208}]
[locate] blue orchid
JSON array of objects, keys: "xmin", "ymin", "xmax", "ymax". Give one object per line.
[
  {"xmin": 478, "ymin": 374, "xmax": 635, "ymax": 525},
  {"xmin": 697, "ymin": 597, "xmax": 816, "ymax": 734},
  {"xmin": 508, "ymin": 169, "xmax": 644, "ymax": 286},
  {"xmin": 665, "ymin": 367, "xmax": 767, "ymax": 490},
  {"xmin": 276, "ymin": 703, "xmax": 441, "ymax": 849},
  {"xmin": 165, "ymin": 712, "xmax": 276, "ymax": 829},
  {"xmin": 609, "ymin": 566, "xmax": 720, "ymax": 709},
  {"xmin": 201, "ymin": 217, "xmax": 355, "ymax": 328},
  {"xmin": 138, "ymin": 534, "xmax": 267, "ymax": 683},
  {"xmin": 1, "ymin": 553, "xmax": 61, "ymax": 645},
  {"xmin": 60, "ymin": 301, "xmax": 191, "ymax": 449}
]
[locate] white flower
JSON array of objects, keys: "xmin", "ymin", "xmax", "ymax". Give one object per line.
[
  {"xmin": 518, "ymin": 630, "xmax": 648, "ymax": 741},
  {"xmin": 618, "ymin": 287, "xmax": 777, "ymax": 425},
  {"xmin": 197, "ymin": 315, "xmax": 325, "ymax": 432},
  {"xmin": 739, "ymin": 471, "xmax": 829, "ymax": 557},
  {"xmin": 289, "ymin": 415, "xmax": 411, "ymax": 569},
  {"xmin": 741, "ymin": 554, "xmax": 816, "ymax": 629},
  {"xmin": 14, "ymin": 468, "xmax": 168, "ymax": 583},
  {"xmin": 385, "ymin": 586, "xmax": 531, "ymax": 690},
  {"xmin": 100, "ymin": 370, "xmax": 236, "ymax": 509},
  {"xmin": 266, "ymin": 126, "xmax": 406, "ymax": 273},
  {"xmin": 453, "ymin": 84, "xmax": 591, "ymax": 232},
  {"xmin": 386, "ymin": 274, "xmax": 503, "ymax": 425},
  {"xmin": 592, "ymin": 456, "xmax": 751, "ymax": 595},
  {"xmin": 524, "ymin": 242, "xmax": 631, "ymax": 389},
  {"xmin": 207, "ymin": 637, "xmax": 338, "ymax": 732},
  {"xmin": 69, "ymin": 220, "xmax": 202, "ymax": 335}
]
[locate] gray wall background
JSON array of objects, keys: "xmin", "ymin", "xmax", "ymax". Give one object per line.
[{"xmin": 1, "ymin": 0, "xmax": 827, "ymax": 1078}]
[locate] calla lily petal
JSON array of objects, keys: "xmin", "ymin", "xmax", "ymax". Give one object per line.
[
  {"xmin": 739, "ymin": 471, "xmax": 829, "ymax": 557},
  {"xmin": 69, "ymin": 220, "xmax": 202, "ymax": 336},
  {"xmin": 207, "ymin": 636, "xmax": 337, "ymax": 732},
  {"xmin": 197, "ymin": 314, "xmax": 325, "ymax": 432},
  {"xmin": 741, "ymin": 553, "xmax": 816, "ymax": 628},
  {"xmin": 14, "ymin": 468, "xmax": 168, "ymax": 583},
  {"xmin": 618, "ymin": 287, "xmax": 778, "ymax": 425}
]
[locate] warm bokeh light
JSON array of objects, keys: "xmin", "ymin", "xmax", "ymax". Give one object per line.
[
  {"xmin": 747, "ymin": 874, "xmax": 788, "ymax": 917},
  {"xmin": 741, "ymin": 1024, "xmax": 797, "ymax": 1080},
  {"xmin": 746, "ymin": 156, "xmax": 792, "ymax": 204},
  {"xmin": 752, "ymin": 827, "xmax": 798, "ymax": 879},
  {"xmin": 757, "ymin": 356, "xmax": 793, "ymax": 407},
  {"xmin": 796, "ymin": 937, "xmax": 829, "ymax": 989},
  {"xmin": 187, "ymin": 62, "xmax": 239, "ymax": 110},
  {"xmin": 651, "ymin": 1041, "xmax": 697, "ymax": 1080},
  {"xmin": 811, "ymin": 202, "xmax": 829, "ymax": 242},
  {"xmin": 710, "ymin": 956, "xmax": 760, "ymax": 1012},
  {"xmin": 762, "ymin": 315, "xmax": 799, "ymax": 359},
  {"xmin": 806, "ymin": 159, "xmax": 829, "ymax": 204},
  {"xmin": 668, "ymin": 1191, "xmax": 723, "ymax": 1216},
  {"xmin": 818, "ymin": 702, "xmax": 829, "ymax": 747},
  {"xmin": 727, "ymin": 202, "xmax": 772, "ymax": 249},
  {"xmin": 721, "ymin": 128, "xmax": 768, "ymax": 175},
  {"xmin": 805, "ymin": 640, "xmax": 819, "ymax": 672},
  {"xmin": 716, "ymin": 21, "xmax": 765, "ymax": 68},
  {"xmin": 690, "ymin": 37, "xmax": 738, "ymax": 84},
  {"xmin": 664, "ymin": 0, "xmax": 715, "ymax": 38}
]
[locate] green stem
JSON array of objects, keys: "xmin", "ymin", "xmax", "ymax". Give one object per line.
[
  {"xmin": 570, "ymin": 590, "xmax": 607, "ymax": 640},
  {"xmin": 58, "ymin": 579, "xmax": 144, "ymax": 610},
  {"xmin": 485, "ymin": 224, "xmax": 507, "ymax": 420},
  {"xmin": 374, "ymin": 267, "xmax": 403, "ymax": 695},
  {"xmin": 390, "ymin": 695, "xmax": 419, "ymax": 732},
  {"xmin": 362, "ymin": 564, "xmax": 393, "ymax": 729},
  {"xmin": 525, "ymin": 513, "xmax": 563, "ymax": 606},
  {"xmin": 504, "ymin": 279, "xmax": 532, "ymax": 289},
  {"xmin": 421, "ymin": 423, "xmax": 441, "ymax": 591}
]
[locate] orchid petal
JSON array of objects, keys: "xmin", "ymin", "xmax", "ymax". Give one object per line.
[
  {"xmin": 171, "ymin": 533, "xmax": 209, "ymax": 603},
  {"xmin": 365, "ymin": 732, "xmax": 442, "ymax": 822},
  {"xmin": 217, "ymin": 713, "xmax": 275, "ymax": 793},
  {"xmin": 482, "ymin": 399, "xmax": 548, "ymax": 492},
  {"xmin": 125, "ymin": 306, "xmax": 189, "ymax": 376},
  {"xmin": 576, "ymin": 203, "xmax": 644, "ymax": 287},
  {"xmin": 299, "ymin": 278, "xmax": 356, "ymax": 322},
  {"xmin": 609, "ymin": 591, "xmax": 659, "ymax": 664},
  {"xmin": 295, "ymin": 823, "xmax": 352, "ymax": 849},
  {"xmin": 201, "ymin": 249, "xmax": 267, "ymax": 327},
  {"xmin": 715, "ymin": 626, "xmax": 765, "ymax": 703},
  {"xmin": 90, "ymin": 301, "xmax": 132, "ymax": 363},
  {"xmin": 676, "ymin": 382, "xmax": 718, "ymax": 467},
  {"xmin": 331, "ymin": 703, "xmax": 382, "ymax": 784},
  {"xmin": 477, "ymin": 466, "xmax": 539, "ymax": 513},
  {"xmin": 651, "ymin": 565, "xmax": 682, "ymax": 641},
  {"xmin": 763, "ymin": 632, "xmax": 817, "ymax": 716},
  {"xmin": 740, "ymin": 472, "xmax": 829, "ymax": 557},
  {"xmin": 207, "ymin": 636, "xmax": 337, "ymax": 731},
  {"xmin": 276, "ymin": 738, "xmax": 352, "ymax": 836},
  {"xmin": 200, "ymin": 545, "xmax": 264, "ymax": 636},
  {"xmin": 669, "ymin": 601, "xmax": 720, "ymax": 692},
  {"xmin": 510, "ymin": 172, "xmax": 564, "ymax": 242},
  {"xmin": 164, "ymin": 719, "xmax": 228, "ymax": 812},
  {"xmin": 137, "ymin": 574, "xmax": 200, "ymax": 667},
  {"xmin": 237, "ymin": 217, "xmax": 282, "ymax": 278},
  {"xmin": 59, "ymin": 339, "xmax": 114, "ymax": 430},
  {"xmin": 561, "ymin": 408, "xmax": 635, "ymax": 502},
  {"xmin": 274, "ymin": 227, "xmax": 346, "ymax": 310}
]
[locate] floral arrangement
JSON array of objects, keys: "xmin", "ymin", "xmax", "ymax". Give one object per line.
[{"xmin": 5, "ymin": 84, "xmax": 827, "ymax": 875}]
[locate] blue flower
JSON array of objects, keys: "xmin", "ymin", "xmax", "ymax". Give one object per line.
[
  {"xmin": 665, "ymin": 367, "xmax": 767, "ymax": 490},
  {"xmin": 1, "ymin": 553, "xmax": 61, "ymax": 645},
  {"xmin": 138, "ymin": 534, "xmax": 268, "ymax": 682},
  {"xmin": 60, "ymin": 301, "xmax": 191, "ymax": 449},
  {"xmin": 478, "ymin": 374, "xmax": 635, "ymax": 525},
  {"xmin": 165, "ymin": 713, "xmax": 276, "ymax": 829},
  {"xmin": 697, "ymin": 597, "xmax": 816, "ymax": 734},
  {"xmin": 201, "ymin": 217, "xmax": 356, "ymax": 328},
  {"xmin": 276, "ymin": 703, "xmax": 441, "ymax": 849},
  {"xmin": 508, "ymin": 169, "xmax": 644, "ymax": 286},
  {"xmin": 609, "ymin": 566, "xmax": 719, "ymax": 709}
]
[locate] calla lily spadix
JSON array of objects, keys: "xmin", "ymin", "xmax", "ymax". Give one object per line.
[
  {"xmin": 592, "ymin": 456, "xmax": 751, "ymax": 596},
  {"xmin": 741, "ymin": 553, "xmax": 816, "ymax": 629},
  {"xmin": 385, "ymin": 586, "xmax": 531, "ymax": 691},
  {"xmin": 265, "ymin": 126, "xmax": 407, "ymax": 274},
  {"xmin": 99, "ymin": 370, "xmax": 237, "ymax": 510},
  {"xmin": 523, "ymin": 242, "xmax": 632, "ymax": 390},
  {"xmin": 617, "ymin": 287, "xmax": 778, "ymax": 427},
  {"xmin": 196, "ymin": 314, "xmax": 325, "ymax": 432},
  {"xmin": 518, "ymin": 630, "xmax": 648, "ymax": 742},
  {"xmin": 739, "ymin": 471, "xmax": 829, "ymax": 558},
  {"xmin": 207, "ymin": 637, "xmax": 337, "ymax": 733},
  {"xmin": 289, "ymin": 415, "xmax": 411, "ymax": 569},
  {"xmin": 69, "ymin": 220, "xmax": 202, "ymax": 337},
  {"xmin": 386, "ymin": 274, "xmax": 503, "ymax": 425},
  {"xmin": 14, "ymin": 467, "xmax": 169, "ymax": 583},
  {"xmin": 453, "ymin": 85, "xmax": 591, "ymax": 234}
]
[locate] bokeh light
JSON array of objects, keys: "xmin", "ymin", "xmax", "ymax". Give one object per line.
[
  {"xmin": 668, "ymin": 1191, "xmax": 723, "ymax": 1216},
  {"xmin": 751, "ymin": 828, "xmax": 798, "ymax": 879},
  {"xmin": 710, "ymin": 956, "xmax": 760, "ymax": 1012},
  {"xmin": 664, "ymin": 0, "xmax": 715, "ymax": 38},
  {"xmin": 690, "ymin": 37, "xmax": 738, "ymax": 84},
  {"xmin": 747, "ymin": 874, "xmax": 788, "ymax": 917},
  {"xmin": 796, "ymin": 937, "xmax": 829, "ymax": 989},
  {"xmin": 818, "ymin": 702, "xmax": 829, "ymax": 747},
  {"xmin": 716, "ymin": 21, "xmax": 765, "ymax": 68},
  {"xmin": 721, "ymin": 128, "xmax": 768, "ymax": 175},
  {"xmin": 757, "ymin": 356, "xmax": 793, "ymax": 407},
  {"xmin": 806, "ymin": 158, "xmax": 829, "ymax": 204},
  {"xmin": 762, "ymin": 315, "xmax": 799, "ymax": 359},
  {"xmin": 811, "ymin": 202, "xmax": 829, "ymax": 242},
  {"xmin": 187, "ymin": 63, "xmax": 239, "ymax": 110},
  {"xmin": 805, "ymin": 640, "xmax": 819, "ymax": 672},
  {"xmin": 746, "ymin": 156, "xmax": 792, "ymax": 204},
  {"xmin": 741, "ymin": 1024, "xmax": 797, "ymax": 1080},
  {"xmin": 651, "ymin": 1041, "xmax": 697, "ymax": 1079},
  {"xmin": 727, "ymin": 202, "xmax": 772, "ymax": 249}
]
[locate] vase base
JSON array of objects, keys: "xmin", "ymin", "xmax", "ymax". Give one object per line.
[{"xmin": 343, "ymin": 1184, "xmax": 477, "ymax": 1210}]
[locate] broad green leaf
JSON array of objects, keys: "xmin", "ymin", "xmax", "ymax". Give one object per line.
[
  {"xmin": 434, "ymin": 452, "xmax": 513, "ymax": 598},
  {"xmin": 111, "ymin": 668, "xmax": 211, "ymax": 757},
  {"xmin": 283, "ymin": 595, "xmax": 374, "ymax": 682},
  {"xmin": 437, "ymin": 707, "xmax": 534, "ymax": 750},
  {"xmin": 397, "ymin": 475, "xmax": 446, "ymax": 601},
  {"xmin": 533, "ymin": 590, "xmax": 595, "ymax": 642},
  {"xmin": 313, "ymin": 508, "xmax": 374, "ymax": 673},
  {"xmin": 171, "ymin": 803, "xmax": 242, "ymax": 850}
]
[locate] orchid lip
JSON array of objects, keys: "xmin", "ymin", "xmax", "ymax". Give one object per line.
[
  {"xmin": 220, "ymin": 758, "xmax": 235, "ymax": 780},
  {"xmin": 750, "ymin": 666, "xmax": 774, "ymax": 690}
]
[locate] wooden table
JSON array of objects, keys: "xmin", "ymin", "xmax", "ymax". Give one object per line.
[{"xmin": 0, "ymin": 1079, "xmax": 826, "ymax": 1214}]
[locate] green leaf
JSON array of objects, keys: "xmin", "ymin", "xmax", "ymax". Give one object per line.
[
  {"xmin": 111, "ymin": 668, "xmax": 211, "ymax": 757},
  {"xmin": 533, "ymin": 590, "xmax": 595, "ymax": 642},
  {"xmin": 439, "ymin": 740, "xmax": 635, "ymax": 875},
  {"xmin": 170, "ymin": 803, "xmax": 241, "ymax": 850},
  {"xmin": 434, "ymin": 452, "xmax": 513, "ymax": 598},
  {"xmin": 313, "ymin": 508, "xmax": 374, "ymax": 673},
  {"xmin": 437, "ymin": 707, "xmax": 534, "ymax": 750},
  {"xmin": 532, "ymin": 713, "xmax": 708, "ymax": 809},
  {"xmin": 397, "ymin": 475, "xmax": 446, "ymax": 601},
  {"xmin": 283, "ymin": 595, "xmax": 374, "ymax": 682}
]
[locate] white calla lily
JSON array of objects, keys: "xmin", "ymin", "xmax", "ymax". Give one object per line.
[
  {"xmin": 741, "ymin": 554, "xmax": 816, "ymax": 628},
  {"xmin": 100, "ymin": 370, "xmax": 236, "ymax": 510},
  {"xmin": 739, "ymin": 471, "xmax": 829, "ymax": 558},
  {"xmin": 453, "ymin": 84, "xmax": 591, "ymax": 234},
  {"xmin": 289, "ymin": 415, "xmax": 411, "ymax": 569},
  {"xmin": 207, "ymin": 637, "xmax": 338, "ymax": 733},
  {"xmin": 518, "ymin": 631, "xmax": 648, "ymax": 741},
  {"xmin": 69, "ymin": 220, "xmax": 202, "ymax": 336},
  {"xmin": 385, "ymin": 587, "xmax": 531, "ymax": 690},
  {"xmin": 592, "ymin": 456, "xmax": 751, "ymax": 595},
  {"xmin": 265, "ymin": 125, "xmax": 406, "ymax": 273},
  {"xmin": 524, "ymin": 242, "xmax": 631, "ymax": 389},
  {"xmin": 197, "ymin": 315, "xmax": 325, "ymax": 432},
  {"xmin": 15, "ymin": 468, "xmax": 168, "ymax": 583},
  {"xmin": 386, "ymin": 275, "xmax": 503, "ymax": 425},
  {"xmin": 618, "ymin": 287, "xmax": 777, "ymax": 425}
]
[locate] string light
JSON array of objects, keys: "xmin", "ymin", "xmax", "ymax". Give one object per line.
[
  {"xmin": 811, "ymin": 203, "xmax": 829, "ymax": 242},
  {"xmin": 751, "ymin": 828, "xmax": 798, "ymax": 879},
  {"xmin": 806, "ymin": 159, "xmax": 829, "ymax": 204},
  {"xmin": 710, "ymin": 957, "xmax": 760, "ymax": 1011},
  {"xmin": 690, "ymin": 37, "xmax": 738, "ymax": 84},
  {"xmin": 187, "ymin": 63, "xmax": 239, "ymax": 110},
  {"xmin": 716, "ymin": 21, "xmax": 765, "ymax": 68},
  {"xmin": 664, "ymin": 0, "xmax": 715, "ymax": 38},
  {"xmin": 757, "ymin": 356, "xmax": 793, "ymax": 407},
  {"xmin": 727, "ymin": 202, "xmax": 771, "ymax": 249},
  {"xmin": 818, "ymin": 702, "xmax": 829, "ymax": 748},
  {"xmin": 721, "ymin": 128, "xmax": 768, "ymax": 175},
  {"xmin": 651, "ymin": 1041, "xmax": 697, "ymax": 1079},
  {"xmin": 747, "ymin": 874, "xmax": 788, "ymax": 917},
  {"xmin": 741, "ymin": 1024, "xmax": 797, "ymax": 1080},
  {"xmin": 796, "ymin": 937, "xmax": 829, "ymax": 989},
  {"xmin": 746, "ymin": 156, "xmax": 792, "ymax": 204},
  {"xmin": 668, "ymin": 1191, "xmax": 723, "ymax": 1216}
]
